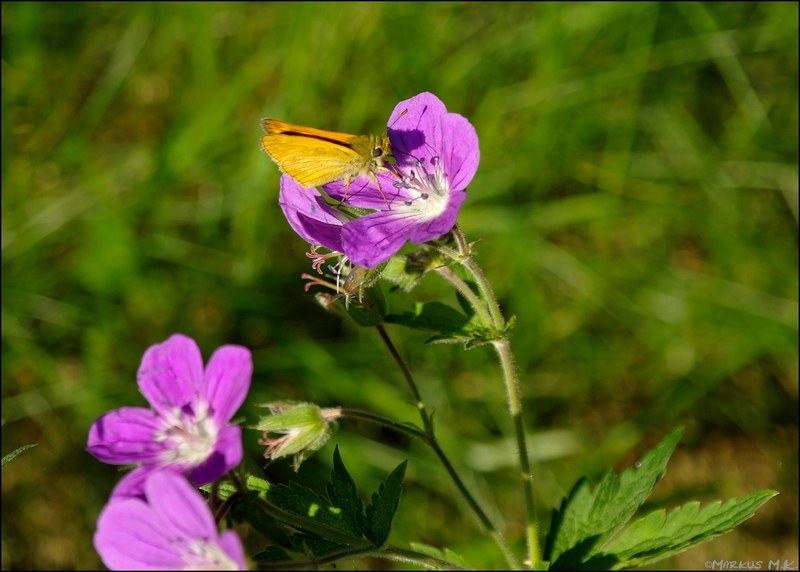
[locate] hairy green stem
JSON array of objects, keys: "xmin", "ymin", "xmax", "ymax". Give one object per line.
[
  {"xmin": 451, "ymin": 226, "xmax": 505, "ymax": 330},
  {"xmin": 436, "ymin": 226, "xmax": 540, "ymax": 568},
  {"xmin": 340, "ymin": 408, "xmax": 428, "ymax": 441},
  {"xmin": 433, "ymin": 265, "xmax": 495, "ymax": 327},
  {"xmin": 493, "ymin": 339, "xmax": 540, "ymax": 568}
]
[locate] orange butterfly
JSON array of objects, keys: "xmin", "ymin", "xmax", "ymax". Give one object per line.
[{"xmin": 260, "ymin": 119, "xmax": 392, "ymax": 189}]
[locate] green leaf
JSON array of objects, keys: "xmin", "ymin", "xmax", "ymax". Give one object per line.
[
  {"xmin": 363, "ymin": 460, "xmax": 408, "ymax": 546},
  {"xmin": 386, "ymin": 301, "xmax": 470, "ymax": 333},
  {"xmin": 602, "ymin": 490, "xmax": 778, "ymax": 569},
  {"xmin": 201, "ymin": 474, "xmax": 270, "ymax": 501},
  {"xmin": 252, "ymin": 546, "xmax": 293, "ymax": 562},
  {"xmin": 2, "ymin": 443, "xmax": 37, "ymax": 468},
  {"xmin": 288, "ymin": 532, "xmax": 351, "ymax": 560},
  {"xmin": 265, "ymin": 479, "xmax": 363, "ymax": 540},
  {"xmin": 231, "ymin": 491, "xmax": 293, "ymax": 548},
  {"xmin": 385, "ymin": 299, "xmax": 514, "ymax": 347},
  {"xmin": 380, "ymin": 251, "xmax": 439, "ymax": 292},
  {"xmin": 231, "ymin": 449, "xmax": 408, "ymax": 566},
  {"xmin": 326, "ymin": 446, "xmax": 365, "ymax": 536},
  {"xmin": 386, "ymin": 301, "xmax": 494, "ymax": 346},
  {"xmin": 545, "ymin": 428, "xmax": 684, "ymax": 568}
]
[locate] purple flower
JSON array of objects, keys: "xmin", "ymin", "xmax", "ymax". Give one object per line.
[
  {"xmin": 278, "ymin": 92, "xmax": 480, "ymax": 269},
  {"xmin": 94, "ymin": 471, "xmax": 247, "ymax": 570},
  {"xmin": 87, "ymin": 334, "xmax": 252, "ymax": 499}
]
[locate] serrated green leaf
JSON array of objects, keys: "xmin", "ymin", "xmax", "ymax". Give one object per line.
[
  {"xmin": 602, "ymin": 490, "xmax": 778, "ymax": 569},
  {"xmin": 265, "ymin": 479, "xmax": 363, "ymax": 540},
  {"xmin": 546, "ymin": 428, "xmax": 684, "ymax": 568},
  {"xmin": 385, "ymin": 297, "xmax": 507, "ymax": 346},
  {"xmin": 364, "ymin": 460, "xmax": 408, "ymax": 546},
  {"xmin": 326, "ymin": 446, "xmax": 365, "ymax": 536},
  {"xmin": 2, "ymin": 443, "xmax": 37, "ymax": 468},
  {"xmin": 231, "ymin": 491, "xmax": 293, "ymax": 547}
]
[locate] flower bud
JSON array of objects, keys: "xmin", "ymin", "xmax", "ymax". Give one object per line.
[{"xmin": 254, "ymin": 402, "xmax": 341, "ymax": 471}]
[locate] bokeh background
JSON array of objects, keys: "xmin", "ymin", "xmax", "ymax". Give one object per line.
[{"xmin": 2, "ymin": 2, "xmax": 797, "ymax": 570}]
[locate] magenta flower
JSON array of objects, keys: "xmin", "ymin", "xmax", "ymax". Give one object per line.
[
  {"xmin": 87, "ymin": 334, "xmax": 252, "ymax": 499},
  {"xmin": 94, "ymin": 471, "xmax": 246, "ymax": 570},
  {"xmin": 278, "ymin": 92, "xmax": 480, "ymax": 269}
]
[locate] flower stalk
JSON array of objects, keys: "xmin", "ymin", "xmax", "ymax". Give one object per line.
[
  {"xmin": 373, "ymin": 323, "xmax": 523, "ymax": 570},
  {"xmin": 436, "ymin": 226, "xmax": 541, "ymax": 569}
]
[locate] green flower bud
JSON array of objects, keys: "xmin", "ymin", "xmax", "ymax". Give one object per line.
[{"xmin": 254, "ymin": 402, "xmax": 341, "ymax": 471}]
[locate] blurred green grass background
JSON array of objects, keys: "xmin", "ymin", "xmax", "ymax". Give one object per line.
[{"xmin": 1, "ymin": 2, "xmax": 797, "ymax": 569}]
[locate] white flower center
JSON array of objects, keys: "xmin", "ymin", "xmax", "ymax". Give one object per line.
[
  {"xmin": 392, "ymin": 157, "xmax": 450, "ymax": 220},
  {"xmin": 180, "ymin": 539, "xmax": 239, "ymax": 570},
  {"xmin": 156, "ymin": 402, "xmax": 219, "ymax": 467}
]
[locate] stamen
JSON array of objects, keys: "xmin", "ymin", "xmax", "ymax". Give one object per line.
[
  {"xmin": 156, "ymin": 404, "xmax": 218, "ymax": 467},
  {"xmin": 391, "ymin": 154, "xmax": 451, "ymax": 221}
]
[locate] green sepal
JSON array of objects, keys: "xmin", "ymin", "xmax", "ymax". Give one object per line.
[
  {"xmin": 341, "ymin": 284, "xmax": 387, "ymax": 327},
  {"xmin": 380, "ymin": 249, "xmax": 445, "ymax": 292}
]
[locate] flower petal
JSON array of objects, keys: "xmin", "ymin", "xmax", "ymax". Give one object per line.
[
  {"xmin": 188, "ymin": 424, "xmax": 242, "ymax": 485},
  {"xmin": 97, "ymin": 472, "xmax": 246, "ymax": 570},
  {"xmin": 204, "ymin": 345, "xmax": 252, "ymax": 425},
  {"xmin": 219, "ymin": 530, "xmax": 248, "ymax": 570},
  {"xmin": 95, "ymin": 496, "xmax": 184, "ymax": 570},
  {"xmin": 148, "ymin": 471, "xmax": 217, "ymax": 541},
  {"xmin": 279, "ymin": 174, "xmax": 346, "ymax": 250},
  {"xmin": 388, "ymin": 92, "xmax": 448, "ymax": 168},
  {"xmin": 439, "ymin": 113, "xmax": 480, "ymax": 192},
  {"xmin": 87, "ymin": 407, "xmax": 167, "ymax": 465},
  {"xmin": 137, "ymin": 334, "xmax": 205, "ymax": 418},
  {"xmin": 342, "ymin": 210, "xmax": 419, "ymax": 268}
]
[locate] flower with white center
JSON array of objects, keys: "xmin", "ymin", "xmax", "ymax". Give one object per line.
[
  {"xmin": 277, "ymin": 92, "xmax": 480, "ymax": 269},
  {"xmin": 94, "ymin": 471, "xmax": 246, "ymax": 570},
  {"xmin": 87, "ymin": 334, "xmax": 252, "ymax": 499}
]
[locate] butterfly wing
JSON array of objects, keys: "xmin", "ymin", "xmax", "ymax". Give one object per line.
[{"xmin": 261, "ymin": 120, "xmax": 364, "ymax": 187}]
